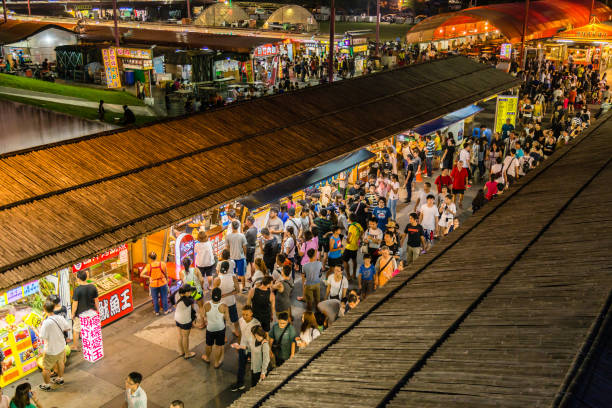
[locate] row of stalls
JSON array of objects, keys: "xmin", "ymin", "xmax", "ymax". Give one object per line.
[{"xmin": 0, "ymin": 96, "xmax": 489, "ymax": 386}]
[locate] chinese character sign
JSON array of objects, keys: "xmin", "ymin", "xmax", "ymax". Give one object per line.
[
  {"xmin": 102, "ymin": 48, "xmax": 121, "ymax": 89},
  {"xmin": 80, "ymin": 310, "xmax": 104, "ymax": 363},
  {"xmin": 98, "ymin": 283, "xmax": 134, "ymax": 327}
]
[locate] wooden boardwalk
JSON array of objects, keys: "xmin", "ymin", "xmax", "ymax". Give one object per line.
[{"xmin": 230, "ymin": 114, "xmax": 612, "ymax": 408}]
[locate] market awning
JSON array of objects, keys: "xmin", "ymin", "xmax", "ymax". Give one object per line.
[
  {"xmin": 406, "ymin": 0, "xmax": 612, "ymax": 44},
  {"xmin": 0, "ymin": 56, "xmax": 521, "ymax": 291},
  {"xmin": 0, "ymin": 21, "xmax": 76, "ymax": 45},
  {"xmin": 239, "ymin": 148, "xmax": 376, "ymax": 209},
  {"xmin": 412, "ymin": 104, "xmax": 484, "ymax": 136}
]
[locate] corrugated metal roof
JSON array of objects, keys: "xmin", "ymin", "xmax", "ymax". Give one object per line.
[
  {"xmin": 0, "ymin": 56, "xmax": 521, "ymax": 290},
  {"xmin": 80, "ymin": 25, "xmax": 280, "ymax": 53}
]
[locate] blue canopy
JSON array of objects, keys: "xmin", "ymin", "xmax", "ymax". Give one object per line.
[
  {"xmin": 239, "ymin": 148, "xmax": 375, "ymax": 210},
  {"xmin": 412, "ymin": 104, "xmax": 484, "ymax": 136}
]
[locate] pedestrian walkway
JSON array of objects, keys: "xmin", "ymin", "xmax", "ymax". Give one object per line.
[{"xmin": 0, "ymin": 86, "xmax": 156, "ymax": 116}]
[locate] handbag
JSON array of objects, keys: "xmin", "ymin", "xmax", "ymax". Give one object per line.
[{"xmin": 271, "ymin": 324, "xmax": 289, "ymax": 358}]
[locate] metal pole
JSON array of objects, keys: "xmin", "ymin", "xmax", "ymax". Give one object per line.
[
  {"xmin": 590, "ymin": 0, "xmax": 595, "ymax": 20},
  {"xmin": 376, "ymin": 0, "xmax": 380, "ymax": 56},
  {"xmin": 328, "ymin": 0, "xmax": 335, "ymax": 83},
  {"xmin": 112, "ymin": 0, "xmax": 119, "ymax": 47},
  {"xmin": 521, "ymin": 0, "xmax": 529, "ymax": 68},
  {"xmin": 2, "ymin": 0, "xmax": 7, "ymax": 24},
  {"xmin": 27, "ymin": 0, "xmax": 30, "ymax": 16},
  {"xmin": 186, "ymin": 0, "xmax": 191, "ymax": 21}
]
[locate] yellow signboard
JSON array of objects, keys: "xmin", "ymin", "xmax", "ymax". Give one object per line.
[
  {"xmin": 494, "ymin": 95, "xmax": 518, "ymax": 133},
  {"xmin": 102, "ymin": 48, "xmax": 121, "ymax": 89},
  {"xmin": 353, "ymin": 44, "xmax": 368, "ymax": 53}
]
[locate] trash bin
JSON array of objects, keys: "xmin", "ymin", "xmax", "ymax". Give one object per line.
[{"xmin": 124, "ymin": 70, "xmax": 135, "ymax": 86}]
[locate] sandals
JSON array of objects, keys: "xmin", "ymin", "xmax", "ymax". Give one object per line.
[{"xmin": 184, "ymin": 352, "xmax": 196, "ymax": 360}]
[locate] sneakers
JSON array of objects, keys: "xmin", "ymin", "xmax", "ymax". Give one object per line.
[
  {"xmin": 39, "ymin": 384, "xmax": 53, "ymax": 392},
  {"xmin": 52, "ymin": 377, "xmax": 64, "ymax": 385},
  {"xmin": 231, "ymin": 383, "xmax": 246, "ymax": 392}
]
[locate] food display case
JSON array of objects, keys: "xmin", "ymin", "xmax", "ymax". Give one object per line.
[
  {"xmin": 0, "ymin": 274, "xmax": 61, "ymax": 386},
  {"xmin": 71, "ymin": 244, "xmax": 134, "ymax": 327}
]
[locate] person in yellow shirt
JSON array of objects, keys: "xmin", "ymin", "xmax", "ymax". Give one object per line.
[{"xmin": 342, "ymin": 213, "xmax": 363, "ymax": 281}]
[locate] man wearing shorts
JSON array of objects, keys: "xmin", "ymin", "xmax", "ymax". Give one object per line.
[
  {"xmin": 71, "ymin": 269, "xmax": 99, "ymax": 351},
  {"xmin": 418, "ymin": 195, "xmax": 439, "ymax": 251},
  {"xmin": 202, "ymin": 288, "xmax": 230, "ymax": 368},
  {"xmin": 195, "ymin": 230, "xmax": 216, "ymax": 288},
  {"xmin": 226, "ymin": 220, "xmax": 247, "ymax": 290},
  {"xmin": 450, "ymin": 160, "xmax": 469, "ymax": 208},
  {"xmin": 39, "ymin": 300, "xmax": 70, "ymax": 391}
]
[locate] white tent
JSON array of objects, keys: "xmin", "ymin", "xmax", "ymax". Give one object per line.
[
  {"xmin": 263, "ymin": 5, "xmax": 318, "ymax": 32},
  {"xmin": 194, "ymin": 3, "xmax": 249, "ymax": 27}
]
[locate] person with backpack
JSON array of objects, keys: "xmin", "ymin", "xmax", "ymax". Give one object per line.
[
  {"xmin": 503, "ymin": 148, "xmax": 520, "ymax": 187},
  {"xmin": 259, "ymin": 228, "xmax": 279, "ymax": 274},
  {"xmin": 179, "ymin": 257, "xmax": 204, "ymax": 327},
  {"xmin": 39, "ymin": 300, "xmax": 70, "ymax": 391},
  {"xmin": 141, "ymin": 251, "xmax": 170, "ymax": 316},
  {"xmin": 247, "ymin": 276, "xmax": 275, "ymax": 333},
  {"xmin": 174, "ymin": 285, "xmax": 197, "ymax": 359},
  {"xmin": 273, "ymin": 265, "xmax": 294, "ymax": 320},
  {"xmin": 268, "ymin": 311, "xmax": 296, "ymax": 368}
]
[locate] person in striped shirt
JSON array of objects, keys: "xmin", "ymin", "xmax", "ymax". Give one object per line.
[{"xmin": 425, "ymin": 135, "xmax": 436, "ymax": 178}]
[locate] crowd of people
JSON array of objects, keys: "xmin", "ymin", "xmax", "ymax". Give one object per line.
[{"xmin": 8, "ymin": 48, "xmax": 608, "ymax": 407}]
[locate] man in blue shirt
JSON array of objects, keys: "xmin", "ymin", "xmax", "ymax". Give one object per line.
[
  {"xmin": 501, "ymin": 118, "xmax": 514, "ymax": 140},
  {"xmin": 372, "ymin": 198, "xmax": 392, "ymax": 231},
  {"xmin": 358, "ymin": 254, "xmax": 376, "ymax": 299}
]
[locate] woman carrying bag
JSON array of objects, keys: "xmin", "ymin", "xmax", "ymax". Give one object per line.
[
  {"xmin": 375, "ymin": 246, "xmax": 397, "ymax": 288},
  {"xmin": 179, "ymin": 257, "xmax": 205, "ymax": 328}
]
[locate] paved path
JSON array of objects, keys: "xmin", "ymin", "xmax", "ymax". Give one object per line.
[{"xmin": 0, "ymin": 86, "xmax": 156, "ymax": 116}]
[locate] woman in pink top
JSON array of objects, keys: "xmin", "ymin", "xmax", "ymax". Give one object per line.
[{"xmin": 298, "ymin": 230, "xmax": 319, "ymax": 266}]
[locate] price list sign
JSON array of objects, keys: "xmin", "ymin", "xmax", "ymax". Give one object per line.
[{"xmin": 102, "ymin": 48, "xmax": 121, "ymax": 89}]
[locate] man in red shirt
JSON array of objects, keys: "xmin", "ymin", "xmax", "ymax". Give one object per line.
[
  {"xmin": 450, "ymin": 160, "xmax": 469, "ymax": 209},
  {"xmin": 434, "ymin": 168, "xmax": 453, "ymax": 193}
]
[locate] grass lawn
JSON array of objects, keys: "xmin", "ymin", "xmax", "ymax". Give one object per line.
[
  {"xmin": 0, "ymin": 73, "xmax": 144, "ymax": 106},
  {"xmin": 318, "ymin": 21, "xmax": 412, "ymax": 42},
  {"xmin": 0, "ymin": 93, "xmax": 157, "ymax": 127}
]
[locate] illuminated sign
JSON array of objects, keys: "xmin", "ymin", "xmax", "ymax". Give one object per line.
[
  {"xmin": 253, "ymin": 44, "xmax": 279, "ymax": 57},
  {"xmin": 500, "ymin": 43, "xmax": 512, "ymax": 60},
  {"xmin": 73, "ymin": 244, "xmax": 128, "ymax": 273},
  {"xmin": 80, "ymin": 310, "xmax": 104, "ymax": 363},
  {"xmin": 98, "ymin": 283, "xmax": 133, "ymax": 326},
  {"xmin": 114, "ymin": 47, "xmax": 152, "ymax": 59},
  {"xmin": 353, "ymin": 44, "xmax": 368, "ymax": 53},
  {"xmin": 494, "ymin": 95, "xmax": 519, "ymax": 133},
  {"xmin": 102, "ymin": 48, "xmax": 121, "ymax": 89},
  {"xmin": 175, "ymin": 233, "xmax": 195, "ymax": 278}
]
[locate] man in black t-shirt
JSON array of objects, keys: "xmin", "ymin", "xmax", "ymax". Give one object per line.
[
  {"xmin": 349, "ymin": 192, "xmax": 368, "ymax": 231},
  {"xmin": 71, "ymin": 270, "xmax": 99, "ymax": 351},
  {"xmin": 402, "ymin": 213, "xmax": 426, "ymax": 265}
]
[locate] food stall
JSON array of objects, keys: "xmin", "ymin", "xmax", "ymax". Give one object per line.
[
  {"xmin": 71, "ymin": 244, "xmax": 134, "ymax": 327},
  {"xmin": 0, "ymin": 272, "xmax": 65, "ymax": 386}
]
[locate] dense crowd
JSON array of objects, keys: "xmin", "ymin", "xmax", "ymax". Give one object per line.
[{"xmin": 17, "ymin": 49, "xmax": 608, "ymax": 408}]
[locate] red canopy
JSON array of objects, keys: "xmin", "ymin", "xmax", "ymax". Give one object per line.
[{"xmin": 407, "ymin": 0, "xmax": 612, "ymax": 43}]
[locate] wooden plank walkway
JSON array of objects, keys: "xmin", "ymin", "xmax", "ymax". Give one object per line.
[{"xmin": 230, "ymin": 113, "xmax": 612, "ymax": 408}]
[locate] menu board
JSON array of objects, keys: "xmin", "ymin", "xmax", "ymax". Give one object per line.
[
  {"xmin": 209, "ymin": 231, "xmax": 226, "ymax": 258},
  {"xmin": 102, "ymin": 48, "xmax": 121, "ymax": 89},
  {"xmin": 500, "ymin": 43, "xmax": 512, "ymax": 60}
]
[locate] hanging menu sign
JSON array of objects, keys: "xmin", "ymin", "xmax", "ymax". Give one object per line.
[{"xmin": 102, "ymin": 48, "xmax": 121, "ymax": 89}]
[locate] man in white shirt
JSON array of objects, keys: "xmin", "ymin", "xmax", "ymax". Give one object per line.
[
  {"xmin": 419, "ymin": 194, "xmax": 439, "ymax": 250},
  {"xmin": 39, "ymin": 300, "xmax": 70, "ymax": 391},
  {"xmin": 413, "ymin": 182, "xmax": 433, "ymax": 214},
  {"xmin": 124, "ymin": 372, "xmax": 147, "ymax": 408},
  {"xmin": 503, "ymin": 148, "xmax": 520, "ymax": 188},
  {"xmin": 231, "ymin": 305, "xmax": 260, "ymax": 391},
  {"xmin": 285, "ymin": 208, "xmax": 302, "ymax": 238},
  {"xmin": 458, "ymin": 143, "xmax": 471, "ymax": 183},
  {"xmin": 225, "ymin": 210, "xmax": 241, "ymax": 235}
]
